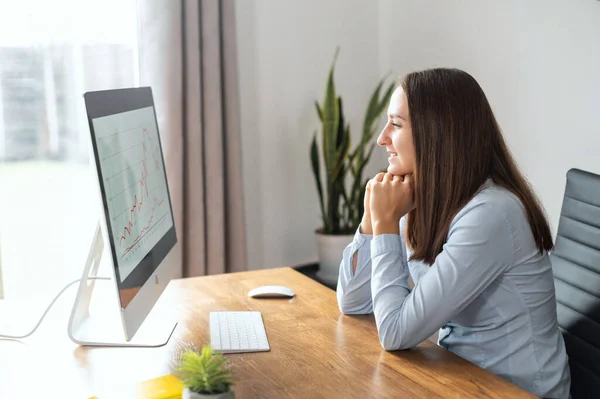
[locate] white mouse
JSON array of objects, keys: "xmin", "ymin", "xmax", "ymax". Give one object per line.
[{"xmin": 248, "ymin": 285, "xmax": 295, "ymax": 298}]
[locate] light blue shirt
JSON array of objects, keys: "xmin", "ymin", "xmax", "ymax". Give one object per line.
[{"xmin": 337, "ymin": 181, "xmax": 571, "ymax": 398}]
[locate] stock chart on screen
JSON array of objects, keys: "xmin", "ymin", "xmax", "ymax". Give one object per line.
[{"xmin": 92, "ymin": 107, "xmax": 173, "ymax": 281}]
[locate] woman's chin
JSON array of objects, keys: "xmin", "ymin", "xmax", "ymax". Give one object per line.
[{"xmin": 387, "ymin": 164, "xmax": 412, "ymax": 176}]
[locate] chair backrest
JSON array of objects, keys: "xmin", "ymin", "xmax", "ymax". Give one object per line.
[{"xmin": 550, "ymin": 168, "xmax": 600, "ymax": 397}]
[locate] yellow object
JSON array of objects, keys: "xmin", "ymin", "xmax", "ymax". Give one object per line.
[{"xmin": 136, "ymin": 374, "xmax": 185, "ymax": 399}]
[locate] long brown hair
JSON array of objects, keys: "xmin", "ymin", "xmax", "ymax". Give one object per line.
[{"xmin": 402, "ymin": 68, "xmax": 553, "ymax": 265}]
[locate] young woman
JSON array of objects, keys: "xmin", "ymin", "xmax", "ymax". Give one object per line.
[{"xmin": 336, "ymin": 68, "xmax": 571, "ymax": 398}]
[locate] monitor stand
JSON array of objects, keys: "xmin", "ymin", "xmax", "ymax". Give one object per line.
[{"xmin": 67, "ymin": 223, "xmax": 177, "ymax": 347}]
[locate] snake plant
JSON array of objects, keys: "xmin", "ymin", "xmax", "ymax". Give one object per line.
[{"xmin": 311, "ymin": 49, "xmax": 394, "ymax": 235}]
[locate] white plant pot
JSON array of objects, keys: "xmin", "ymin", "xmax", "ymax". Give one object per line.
[
  {"xmin": 183, "ymin": 387, "xmax": 234, "ymax": 399},
  {"xmin": 315, "ymin": 231, "xmax": 353, "ymax": 286}
]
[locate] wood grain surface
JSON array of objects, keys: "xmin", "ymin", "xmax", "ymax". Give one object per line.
[{"xmin": 0, "ymin": 267, "xmax": 537, "ymax": 398}]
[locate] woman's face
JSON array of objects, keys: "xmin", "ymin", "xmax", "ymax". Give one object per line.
[{"xmin": 377, "ymin": 86, "xmax": 416, "ymax": 176}]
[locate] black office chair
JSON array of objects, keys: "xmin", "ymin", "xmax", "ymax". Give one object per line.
[{"xmin": 550, "ymin": 168, "xmax": 600, "ymax": 398}]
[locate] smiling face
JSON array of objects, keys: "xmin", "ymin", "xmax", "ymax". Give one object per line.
[{"xmin": 376, "ymin": 86, "xmax": 416, "ymax": 176}]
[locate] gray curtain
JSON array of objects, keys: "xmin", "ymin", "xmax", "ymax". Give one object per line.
[
  {"xmin": 139, "ymin": 0, "xmax": 247, "ymax": 277},
  {"xmin": 181, "ymin": 0, "xmax": 247, "ymax": 276}
]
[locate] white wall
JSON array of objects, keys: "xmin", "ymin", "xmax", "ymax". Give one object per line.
[
  {"xmin": 235, "ymin": 0, "xmax": 386, "ymax": 270},
  {"xmin": 379, "ymin": 0, "xmax": 600, "ymax": 235},
  {"xmin": 236, "ymin": 0, "xmax": 600, "ymax": 270}
]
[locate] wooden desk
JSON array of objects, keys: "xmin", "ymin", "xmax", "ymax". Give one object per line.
[{"xmin": 0, "ymin": 267, "xmax": 536, "ymax": 398}]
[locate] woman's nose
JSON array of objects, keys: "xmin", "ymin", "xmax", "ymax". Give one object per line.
[{"xmin": 377, "ymin": 128, "xmax": 390, "ymax": 147}]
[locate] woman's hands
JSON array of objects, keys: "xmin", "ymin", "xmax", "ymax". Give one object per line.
[{"xmin": 363, "ymin": 172, "xmax": 414, "ymax": 236}]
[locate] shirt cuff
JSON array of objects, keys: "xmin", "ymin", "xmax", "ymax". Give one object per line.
[
  {"xmin": 354, "ymin": 225, "xmax": 373, "ymax": 247},
  {"xmin": 371, "ymin": 234, "xmax": 403, "ymax": 258}
]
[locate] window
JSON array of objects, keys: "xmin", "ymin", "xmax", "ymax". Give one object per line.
[{"xmin": 0, "ymin": 0, "xmax": 139, "ymax": 301}]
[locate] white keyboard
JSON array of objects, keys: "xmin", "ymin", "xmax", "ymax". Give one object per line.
[{"xmin": 210, "ymin": 311, "xmax": 270, "ymax": 353}]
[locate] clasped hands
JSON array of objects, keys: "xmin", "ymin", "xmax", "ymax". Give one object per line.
[{"xmin": 361, "ymin": 172, "xmax": 414, "ymax": 236}]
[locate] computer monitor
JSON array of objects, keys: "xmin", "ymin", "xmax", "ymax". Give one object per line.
[{"xmin": 68, "ymin": 87, "xmax": 179, "ymax": 347}]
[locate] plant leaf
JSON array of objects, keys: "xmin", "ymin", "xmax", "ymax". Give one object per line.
[
  {"xmin": 315, "ymin": 101, "xmax": 323, "ymax": 122},
  {"xmin": 310, "ymin": 132, "xmax": 326, "ymax": 225},
  {"xmin": 360, "ymin": 80, "xmax": 395, "ymax": 151},
  {"xmin": 363, "ymin": 141, "xmax": 377, "ymax": 163},
  {"xmin": 379, "ymin": 83, "xmax": 395, "ymax": 114},
  {"xmin": 322, "ymin": 48, "xmax": 340, "ymax": 232},
  {"xmin": 336, "ymin": 97, "xmax": 345, "ymax": 147},
  {"xmin": 348, "ymin": 142, "xmax": 376, "ymax": 210},
  {"xmin": 331, "ymin": 123, "xmax": 350, "ymax": 181},
  {"xmin": 322, "ymin": 48, "xmax": 340, "ymax": 177},
  {"xmin": 362, "ymin": 79, "xmax": 384, "ymax": 139}
]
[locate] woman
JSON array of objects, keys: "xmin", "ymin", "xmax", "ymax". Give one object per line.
[{"xmin": 336, "ymin": 68, "xmax": 571, "ymax": 398}]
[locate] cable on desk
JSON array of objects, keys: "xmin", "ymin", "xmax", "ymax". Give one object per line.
[{"xmin": 0, "ymin": 276, "xmax": 110, "ymax": 339}]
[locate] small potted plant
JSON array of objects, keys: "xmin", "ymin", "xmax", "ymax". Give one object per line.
[{"xmin": 176, "ymin": 345, "xmax": 234, "ymax": 399}]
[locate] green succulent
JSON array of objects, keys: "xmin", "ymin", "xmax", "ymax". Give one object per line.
[
  {"xmin": 175, "ymin": 346, "xmax": 233, "ymax": 395},
  {"xmin": 311, "ymin": 48, "xmax": 394, "ymax": 234}
]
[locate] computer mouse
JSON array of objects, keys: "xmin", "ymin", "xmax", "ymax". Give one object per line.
[{"xmin": 248, "ymin": 285, "xmax": 295, "ymax": 298}]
